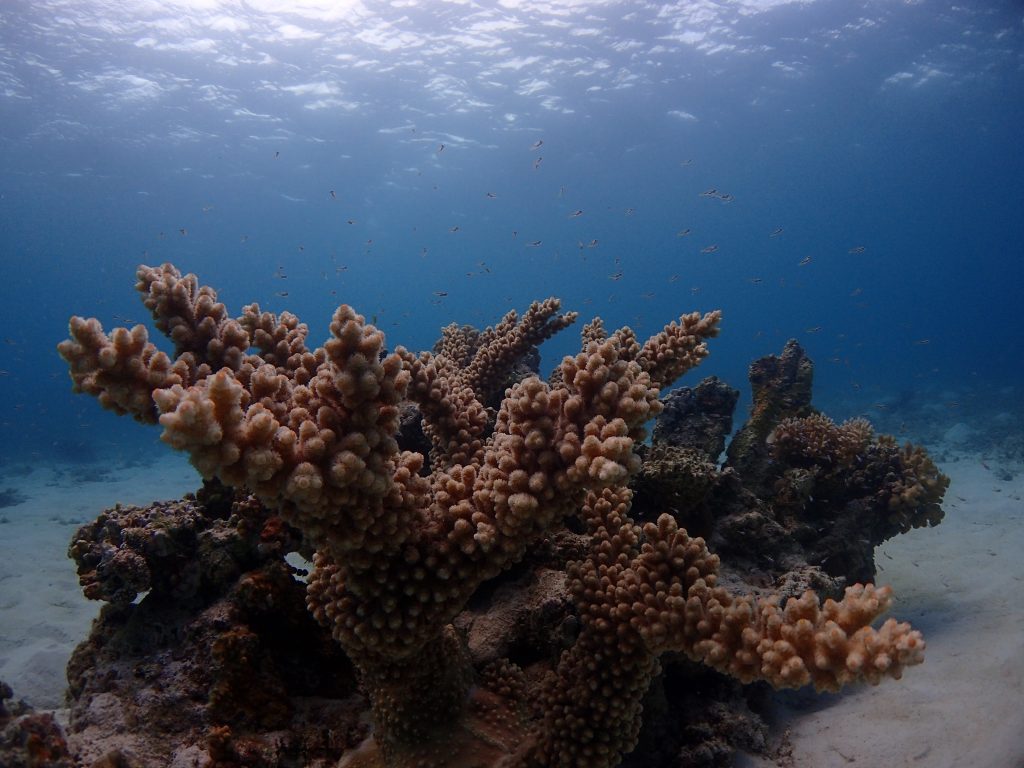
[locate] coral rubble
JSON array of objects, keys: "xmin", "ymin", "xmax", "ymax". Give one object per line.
[{"xmin": 0, "ymin": 681, "xmax": 74, "ymax": 768}]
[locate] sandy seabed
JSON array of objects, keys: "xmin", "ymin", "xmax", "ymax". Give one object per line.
[
  {"xmin": 1, "ymin": 452, "xmax": 1021, "ymax": 768},
  {"xmin": 0, "ymin": 454, "xmax": 197, "ymax": 709}
]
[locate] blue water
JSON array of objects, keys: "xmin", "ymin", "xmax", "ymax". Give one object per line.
[{"xmin": 1, "ymin": 0, "xmax": 1022, "ymax": 468}]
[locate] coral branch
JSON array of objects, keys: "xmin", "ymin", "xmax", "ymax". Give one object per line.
[
  {"xmin": 136, "ymin": 262, "xmax": 251, "ymax": 371},
  {"xmin": 636, "ymin": 309, "xmax": 723, "ymax": 389},
  {"xmin": 520, "ymin": 489, "xmax": 924, "ymax": 768},
  {"xmin": 57, "ymin": 317, "xmax": 190, "ymax": 422}
]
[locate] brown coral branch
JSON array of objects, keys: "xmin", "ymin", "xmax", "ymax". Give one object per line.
[
  {"xmin": 880, "ymin": 437, "xmax": 949, "ymax": 533},
  {"xmin": 635, "ymin": 309, "xmax": 722, "ymax": 389},
  {"xmin": 401, "ymin": 298, "xmax": 575, "ymax": 472},
  {"xmin": 461, "ymin": 298, "xmax": 577, "ymax": 399},
  {"xmin": 401, "ymin": 349, "xmax": 490, "ymax": 470},
  {"xmin": 57, "ymin": 317, "xmax": 193, "ymax": 422},
  {"xmin": 238, "ymin": 303, "xmax": 316, "ymax": 377},
  {"xmin": 519, "ymin": 485, "xmax": 925, "ymax": 768},
  {"xmin": 136, "ymin": 263, "xmax": 251, "ymax": 372}
]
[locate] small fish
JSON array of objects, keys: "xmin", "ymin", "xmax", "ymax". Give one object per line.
[
  {"xmin": 848, "ymin": 246, "xmax": 866, "ymax": 254},
  {"xmin": 433, "ymin": 291, "xmax": 448, "ymax": 297},
  {"xmin": 449, "ymin": 226, "xmax": 460, "ymax": 233},
  {"xmin": 749, "ymin": 277, "xmax": 763, "ymax": 284},
  {"xmin": 347, "ymin": 219, "xmax": 357, "ymax": 224},
  {"xmin": 677, "ymin": 228, "xmax": 691, "ymax": 237},
  {"xmin": 569, "ymin": 210, "xmax": 583, "ymax": 218},
  {"xmin": 700, "ymin": 188, "xmax": 717, "ymax": 197},
  {"xmin": 641, "ymin": 291, "xmax": 655, "ymax": 299},
  {"xmin": 625, "ymin": 207, "xmax": 635, "ymax": 216},
  {"xmin": 798, "ymin": 255, "xmax": 812, "ymax": 266},
  {"xmin": 533, "ymin": 157, "xmax": 543, "ymax": 170},
  {"xmin": 805, "ymin": 326, "xmax": 821, "ymax": 333},
  {"xmin": 718, "ymin": 193, "xmax": 734, "ymax": 202},
  {"xmin": 530, "ymin": 140, "xmax": 544, "ymax": 150},
  {"xmin": 586, "ymin": 239, "xmax": 598, "ymax": 248},
  {"xmin": 330, "ymin": 190, "xmax": 337, "ymax": 199},
  {"xmin": 769, "ymin": 227, "xmax": 784, "ymax": 237},
  {"xmin": 485, "ymin": 192, "xmax": 497, "ymax": 198},
  {"xmin": 700, "ymin": 244, "xmax": 719, "ymax": 254},
  {"xmin": 668, "ymin": 274, "xmax": 680, "ymax": 283},
  {"xmin": 913, "ymin": 339, "xmax": 930, "ymax": 345},
  {"xmin": 276, "ymin": 291, "xmax": 289, "ymax": 297},
  {"xmin": 609, "ymin": 270, "xmax": 623, "ymax": 281},
  {"xmin": 527, "ymin": 240, "xmax": 542, "ymax": 247}
]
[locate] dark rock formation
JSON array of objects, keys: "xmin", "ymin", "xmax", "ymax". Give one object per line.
[
  {"xmin": 652, "ymin": 377, "xmax": 740, "ymax": 461},
  {"xmin": 725, "ymin": 339, "xmax": 815, "ymax": 493}
]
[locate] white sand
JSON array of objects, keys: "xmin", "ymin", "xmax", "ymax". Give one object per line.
[
  {"xmin": 0, "ymin": 453, "xmax": 1021, "ymax": 765},
  {"xmin": 0, "ymin": 454, "xmax": 197, "ymax": 709}
]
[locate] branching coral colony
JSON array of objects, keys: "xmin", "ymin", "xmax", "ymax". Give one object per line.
[{"xmin": 58, "ymin": 264, "xmax": 928, "ymax": 768}]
